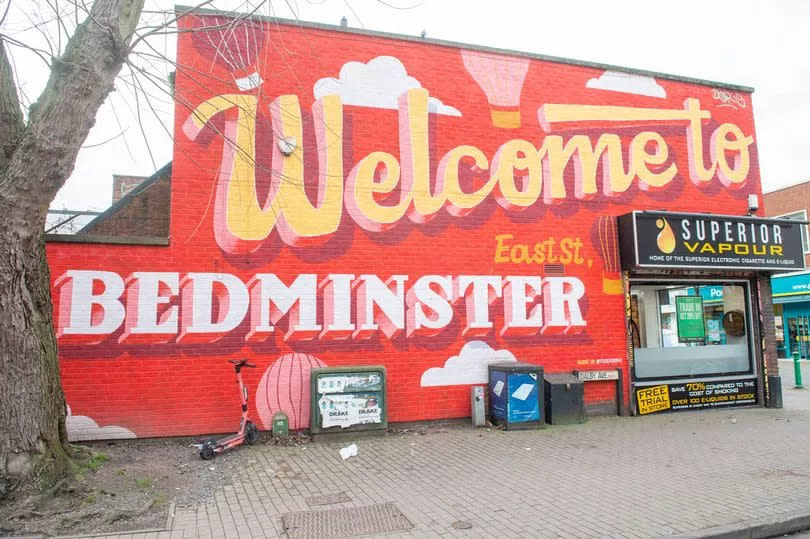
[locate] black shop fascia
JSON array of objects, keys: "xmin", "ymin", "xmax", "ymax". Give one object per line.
[{"xmin": 617, "ymin": 211, "xmax": 806, "ymax": 416}]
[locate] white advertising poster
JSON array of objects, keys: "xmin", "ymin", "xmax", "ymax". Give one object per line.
[
  {"xmin": 317, "ymin": 373, "xmax": 383, "ymax": 394},
  {"xmin": 319, "ymin": 393, "xmax": 382, "ymax": 429}
]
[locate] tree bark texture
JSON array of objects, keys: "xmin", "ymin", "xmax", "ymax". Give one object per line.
[
  {"xmin": 0, "ymin": 0, "xmax": 144, "ymax": 494},
  {"xmin": 0, "ymin": 220, "xmax": 67, "ymax": 496}
]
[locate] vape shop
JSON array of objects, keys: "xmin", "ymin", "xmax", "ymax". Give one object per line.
[
  {"xmin": 618, "ymin": 211, "xmax": 806, "ymax": 415},
  {"xmin": 771, "ymin": 272, "xmax": 810, "ymax": 359}
]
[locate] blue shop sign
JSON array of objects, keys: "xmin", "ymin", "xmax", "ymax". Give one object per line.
[{"xmin": 772, "ymin": 273, "xmax": 810, "ymax": 300}]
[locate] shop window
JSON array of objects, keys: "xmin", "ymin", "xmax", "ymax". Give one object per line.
[
  {"xmin": 786, "ymin": 315, "xmax": 810, "ymax": 359},
  {"xmin": 776, "ymin": 210, "xmax": 809, "ymax": 253},
  {"xmin": 630, "ymin": 283, "xmax": 753, "ymax": 380}
]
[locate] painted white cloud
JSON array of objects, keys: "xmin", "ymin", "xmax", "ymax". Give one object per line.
[
  {"xmin": 585, "ymin": 70, "xmax": 666, "ymax": 98},
  {"xmin": 314, "ymin": 55, "xmax": 461, "ymax": 116},
  {"xmin": 421, "ymin": 341, "xmax": 516, "ymax": 387},
  {"xmin": 66, "ymin": 406, "xmax": 136, "ymax": 442}
]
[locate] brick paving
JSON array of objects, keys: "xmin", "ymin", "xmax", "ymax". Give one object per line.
[{"xmin": 72, "ymin": 388, "xmax": 810, "ymax": 538}]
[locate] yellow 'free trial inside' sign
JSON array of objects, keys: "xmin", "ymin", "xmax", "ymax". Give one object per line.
[{"xmin": 637, "ymin": 385, "xmax": 671, "ymax": 414}]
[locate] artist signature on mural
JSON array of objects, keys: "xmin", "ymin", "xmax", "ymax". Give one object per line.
[{"xmin": 712, "ymin": 89, "xmax": 746, "ymax": 110}]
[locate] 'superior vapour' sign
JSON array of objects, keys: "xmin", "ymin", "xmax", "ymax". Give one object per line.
[{"xmin": 618, "ymin": 211, "xmax": 806, "ymax": 271}]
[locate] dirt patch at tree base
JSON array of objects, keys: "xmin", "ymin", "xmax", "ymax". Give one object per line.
[
  {"xmin": 0, "ymin": 425, "xmax": 456, "ymax": 537},
  {"xmin": 0, "ymin": 436, "xmax": 245, "ymax": 537}
]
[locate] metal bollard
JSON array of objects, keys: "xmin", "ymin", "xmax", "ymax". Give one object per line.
[
  {"xmin": 471, "ymin": 386, "xmax": 486, "ymax": 427},
  {"xmin": 794, "ymin": 351, "xmax": 804, "ymax": 389}
]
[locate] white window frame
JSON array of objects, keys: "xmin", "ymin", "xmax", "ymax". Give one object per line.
[{"xmin": 775, "ymin": 209, "xmax": 810, "ymax": 254}]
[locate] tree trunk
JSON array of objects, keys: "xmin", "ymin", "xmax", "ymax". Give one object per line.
[
  {"xmin": 0, "ymin": 0, "xmax": 144, "ymax": 495},
  {"xmin": 0, "ymin": 220, "xmax": 69, "ymax": 497}
]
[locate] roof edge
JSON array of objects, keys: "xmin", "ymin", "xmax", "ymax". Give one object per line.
[
  {"xmin": 763, "ymin": 179, "xmax": 810, "ymax": 195},
  {"xmin": 79, "ymin": 162, "xmax": 172, "ymax": 234},
  {"xmin": 174, "ymin": 4, "xmax": 755, "ymax": 93}
]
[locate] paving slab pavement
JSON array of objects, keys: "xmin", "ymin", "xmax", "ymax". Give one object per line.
[{"xmin": 65, "ymin": 388, "xmax": 810, "ymax": 539}]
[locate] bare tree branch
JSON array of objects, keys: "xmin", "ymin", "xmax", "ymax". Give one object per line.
[
  {"xmin": 129, "ymin": 69, "xmax": 157, "ymax": 170},
  {"xmin": 0, "ymin": 32, "xmax": 54, "ymax": 67},
  {"xmin": 0, "ymin": 0, "xmax": 145, "ymax": 215},
  {"xmin": 0, "ymin": 0, "xmax": 12, "ymax": 27},
  {"xmin": 0, "ymin": 39, "xmax": 23, "ymax": 172},
  {"xmin": 127, "ymin": 0, "xmax": 216, "ymax": 53}
]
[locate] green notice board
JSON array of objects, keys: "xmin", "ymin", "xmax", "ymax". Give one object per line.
[{"xmin": 676, "ymin": 295, "xmax": 705, "ymax": 343}]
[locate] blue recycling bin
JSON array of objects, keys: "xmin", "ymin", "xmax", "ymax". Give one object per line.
[{"xmin": 488, "ymin": 362, "xmax": 545, "ymax": 430}]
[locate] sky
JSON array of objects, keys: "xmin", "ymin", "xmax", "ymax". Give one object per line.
[{"xmin": 7, "ymin": 0, "xmax": 810, "ymax": 211}]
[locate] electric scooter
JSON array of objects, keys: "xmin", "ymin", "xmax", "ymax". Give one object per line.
[{"xmin": 197, "ymin": 359, "xmax": 259, "ymax": 460}]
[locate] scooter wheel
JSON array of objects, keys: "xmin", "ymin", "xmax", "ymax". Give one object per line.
[
  {"xmin": 200, "ymin": 440, "xmax": 216, "ymax": 460},
  {"xmin": 245, "ymin": 421, "xmax": 258, "ymax": 446}
]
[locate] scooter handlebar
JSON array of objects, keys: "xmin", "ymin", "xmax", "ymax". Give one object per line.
[{"xmin": 229, "ymin": 359, "xmax": 256, "ymax": 368}]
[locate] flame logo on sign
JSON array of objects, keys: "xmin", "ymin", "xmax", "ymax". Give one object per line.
[{"xmin": 656, "ymin": 218, "xmax": 676, "ymax": 253}]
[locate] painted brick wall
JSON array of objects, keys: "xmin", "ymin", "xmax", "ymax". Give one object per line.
[
  {"xmin": 112, "ymin": 175, "xmax": 148, "ymax": 204},
  {"xmin": 46, "ymin": 11, "xmax": 763, "ymax": 439}
]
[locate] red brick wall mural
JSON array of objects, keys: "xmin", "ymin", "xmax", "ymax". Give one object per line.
[{"xmin": 46, "ymin": 12, "xmax": 762, "ymax": 438}]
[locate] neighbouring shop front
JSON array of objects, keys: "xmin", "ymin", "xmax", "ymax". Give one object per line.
[
  {"xmin": 771, "ymin": 272, "xmax": 810, "ymax": 359},
  {"xmin": 618, "ymin": 211, "xmax": 806, "ymax": 415}
]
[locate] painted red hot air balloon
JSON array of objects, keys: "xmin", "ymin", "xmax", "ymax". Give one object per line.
[
  {"xmin": 595, "ymin": 215, "xmax": 623, "ymax": 295},
  {"xmin": 189, "ymin": 14, "xmax": 266, "ymax": 91},
  {"xmin": 255, "ymin": 353, "xmax": 327, "ymax": 431}
]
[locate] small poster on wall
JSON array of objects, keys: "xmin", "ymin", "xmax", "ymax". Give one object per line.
[
  {"xmin": 316, "ymin": 372, "xmax": 384, "ymax": 394},
  {"xmin": 676, "ymin": 296, "xmax": 705, "ymax": 343}
]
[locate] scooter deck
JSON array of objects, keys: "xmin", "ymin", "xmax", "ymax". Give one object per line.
[{"xmin": 215, "ymin": 433, "xmax": 242, "ymax": 446}]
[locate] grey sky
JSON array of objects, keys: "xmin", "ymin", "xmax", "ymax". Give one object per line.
[{"xmin": 9, "ymin": 0, "xmax": 807, "ymax": 211}]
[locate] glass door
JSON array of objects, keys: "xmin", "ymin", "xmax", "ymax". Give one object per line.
[{"xmin": 787, "ymin": 316, "xmax": 810, "ymax": 359}]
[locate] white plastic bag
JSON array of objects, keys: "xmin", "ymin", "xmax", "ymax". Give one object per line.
[{"xmin": 339, "ymin": 443, "xmax": 358, "ymax": 460}]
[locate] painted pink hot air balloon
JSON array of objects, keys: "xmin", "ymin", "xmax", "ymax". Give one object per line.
[
  {"xmin": 189, "ymin": 14, "xmax": 266, "ymax": 91},
  {"xmin": 256, "ymin": 353, "xmax": 327, "ymax": 431},
  {"xmin": 461, "ymin": 49, "xmax": 530, "ymax": 128}
]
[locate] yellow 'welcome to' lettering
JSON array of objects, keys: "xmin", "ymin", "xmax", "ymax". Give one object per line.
[{"xmin": 184, "ymin": 91, "xmax": 755, "ymax": 254}]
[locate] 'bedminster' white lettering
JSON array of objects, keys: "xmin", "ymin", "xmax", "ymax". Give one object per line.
[{"xmin": 54, "ymin": 271, "xmax": 587, "ymax": 343}]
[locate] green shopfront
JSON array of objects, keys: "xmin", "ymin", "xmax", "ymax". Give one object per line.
[{"xmin": 771, "ymin": 271, "xmax": 810, "ymax": 359}]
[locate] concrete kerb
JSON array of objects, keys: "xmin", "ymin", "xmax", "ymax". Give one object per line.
[
  {"xmin": 54, "ymin": 528, "xmax": 167, "ymax": 539},
  {"xmin": 666, "ymin": 508, "xmax": 810, "ymax": 539},
  {"xmin": 51, "ymin": 502, "xmax": 174, "ymax": 538},
  {"xmin": 164, "ymin": 500, "xmax": 176, "ymax": 531}
]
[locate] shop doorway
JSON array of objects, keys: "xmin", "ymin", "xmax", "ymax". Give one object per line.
[{"xmin": 787, "ymin": 316, "xmax": 810, "ymax": 359}]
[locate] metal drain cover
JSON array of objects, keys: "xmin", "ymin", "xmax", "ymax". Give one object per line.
[
  {"xmin": 305, "ymin": 492, "xmax": 351, "ymax": 506},
  {"xmin": 281, "ymin": 502, "xmax": 413, "ymax": 538}
]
